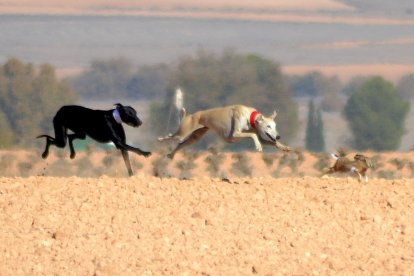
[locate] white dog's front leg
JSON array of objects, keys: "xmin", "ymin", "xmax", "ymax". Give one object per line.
[
  {"xmin": 233, "ymin": 132, "xmax": 262, "ymax": 152},
  {"xmin": 275, "ymin": 140, "xmax": 291, "ymax": 152}
]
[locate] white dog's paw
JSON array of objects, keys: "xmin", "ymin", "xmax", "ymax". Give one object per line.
[
  {"xmin": 256, "ymin": 145, "xmax": 263, "ymax": 152},
  {"xmin": 275, "ymin": 141, "xmax": 291, "ymax": 152}
]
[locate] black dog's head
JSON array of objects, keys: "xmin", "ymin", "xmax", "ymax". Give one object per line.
[{"xmin": 114, "ymin": 103, "xmax": 142, "ymax": 127}]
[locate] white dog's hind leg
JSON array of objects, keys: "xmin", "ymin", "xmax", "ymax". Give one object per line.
[
  {"xmin": 158, "ymin": 133, "xmax": 174, "ymax": 142},
  {"xmin": 167, "ymin": 127, "xmax": 209, "ymax": 159}
]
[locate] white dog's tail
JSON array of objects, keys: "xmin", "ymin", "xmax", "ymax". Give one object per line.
[
  {"xmin": 175, "ymin": 88, "xmax": 183, "ymax": 110},
  {"xmin": 331, "ymin": 153, "xmax": 339, "ymax": 160},
  {"xmin": 179, "ymin": 107, "xmax": 186, "ymax": 123},
  {"xmin": 175, "ymin": 88, "xmax": 186, "ymax": 123}
]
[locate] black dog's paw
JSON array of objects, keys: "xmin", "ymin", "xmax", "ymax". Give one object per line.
[
  {"xmin": 41, "ymin": 152, "xmax": 49, "ymax": 159},
  {"xmin": 142, "ymin": 151, "xmax": 151, "ymax": 157}
]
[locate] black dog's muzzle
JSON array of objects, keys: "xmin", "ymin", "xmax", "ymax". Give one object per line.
[{"xmin": 128, "ymin": 118, "xmax": 142, "ymax": 127}]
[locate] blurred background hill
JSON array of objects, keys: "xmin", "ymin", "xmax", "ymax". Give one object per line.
[
  {"xmin": 1, "ymin": 0, "xmax": 414, "ymax": 152},
  {"xmin": 2, "ymin": 0, "xmax": 414, "ymax": 78}
]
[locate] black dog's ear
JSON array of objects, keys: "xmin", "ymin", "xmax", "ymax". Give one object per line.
[{"xmin": 114, "ymin": 103, "xmax": 123, "ymax": 109}]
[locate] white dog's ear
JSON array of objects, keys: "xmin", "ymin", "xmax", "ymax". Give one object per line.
[
  {"xmin": 257, "ymin": 114, "xmax": 264, "ymax": 122},
  {"xmin": 271, "ymin": 110, "xmax": 277, "ymax": 119}
]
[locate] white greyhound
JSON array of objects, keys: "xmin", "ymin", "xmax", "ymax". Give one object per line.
[{"xmin": 158, "ymin": 105, "xmax": 291, "ymax": 159}]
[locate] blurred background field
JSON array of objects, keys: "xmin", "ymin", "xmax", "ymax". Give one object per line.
[{"xmin": 2, "ymin": 148, "xmax": 414, "ymax": 180}]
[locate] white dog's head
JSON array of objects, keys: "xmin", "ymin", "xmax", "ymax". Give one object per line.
[{"xmin": 255, "ymin": 110, "xmax": 281, "ymax": 143}]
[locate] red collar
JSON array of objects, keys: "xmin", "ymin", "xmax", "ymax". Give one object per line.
[{"xmin": 249, "ymin": 110, "xmax": 260, "ymax": 129}]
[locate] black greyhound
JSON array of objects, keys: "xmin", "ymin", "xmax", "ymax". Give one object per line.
[{"xmin": 37, "ymin": 103, "xmax": 151, "ymax": 176}]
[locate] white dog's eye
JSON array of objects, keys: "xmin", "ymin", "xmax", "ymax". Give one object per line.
[{"xmin": 267, "ymin": 125, "xmax": 271, "ymax": 129}]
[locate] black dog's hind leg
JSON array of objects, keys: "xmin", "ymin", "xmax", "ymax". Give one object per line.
[
  {"xmin": 121, "ymin": 149, "xmax": 134, "ymax": 176},
  {"xmin": 68, "ymin": 132, "xmax": 86, "ymax": 159},
  {"xmin": 38, "ymin": 120, "xmax": 68, "ymax": 159},
  {"xmin": 37, "ymin": 135, "xmax": 55, "ymax": 159}
]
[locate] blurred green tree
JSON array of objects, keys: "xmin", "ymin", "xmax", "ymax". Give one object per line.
[
  {"xmin": 67, "ymin": 57, "xmax": 133, "ymax": 99},
  {"xmin": 34, "ymin": 64, "xmax": 75, "ymax": 135},
  {"xmin": 344, "ymin": 76, "xmax": 409, "ymax": 151},
  {"xmin": 342, "ymin": 76, "xmax": 369, "ymax": 96},
  {"xmin": 289, "ymin": 71, "xmax": 324, "ymax": 97},
  {"xmin": 305, "ymin": 100, "xmax": 325, "ymax": 152},
  {"xmin": 288, "ymin": 71, "xmax": 343, "ymax": 112},
  {"xmin": 397, "ymin": 74, "xmax": 414, "ymax": 100},
  {"xmin": 0, "ymin": 111, "xmax": 14, "ymax": 147},
  {"xmin": 150, "ymin": 51, "xmax": 298, "ymax": 150},
  {"xmin": 320, "ymin": 75, "xmax": 343, "ymax": 112},
  {"xmin": 67, "ymin": 58, "xmax": 168, "ymax": 100},
  {"xmin": 126, "ymin": 64, "xmax": 169, "ymax": 99},
  {"xmin": 0, "ymin": 58, "xmax": 76, "ymax": 147}
]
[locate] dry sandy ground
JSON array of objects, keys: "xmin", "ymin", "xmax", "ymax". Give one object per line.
[{"xmin": 1, "ymin": 175, "xmax": 413, "ymax": 275}]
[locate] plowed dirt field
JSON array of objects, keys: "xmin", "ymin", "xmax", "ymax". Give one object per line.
[{"xmin": 1, "ymin": 175, "xmax": 413, "ymax": 275}]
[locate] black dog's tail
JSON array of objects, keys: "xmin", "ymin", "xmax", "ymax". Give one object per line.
[{"xmin": 36, "ymin": 134, "xmax": 53, "ymax": 139}]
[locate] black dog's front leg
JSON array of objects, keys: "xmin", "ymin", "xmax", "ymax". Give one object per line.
[
  {"xmin": 108, "ymin": 122, "xmax": 151, "ymax": 176},
  {"xmin": 117, "ymin": 142, "xmax": 151, "ymax": 157},
  {"xmin": 114, "ymin": 142, "xmax": 151, "ymax": 177},
  {"xmin": 121, "ymin": 149, "xmax": 133, "ymax": 177}
]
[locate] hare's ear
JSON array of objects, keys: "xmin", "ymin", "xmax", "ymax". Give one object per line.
[
  {"xmin": 114, "ymin": 103, "xmax": 123, "ymax": 108},
  {"xmin": 271, "ymin": 110, "xmax": 277, "ymax": 120}
]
